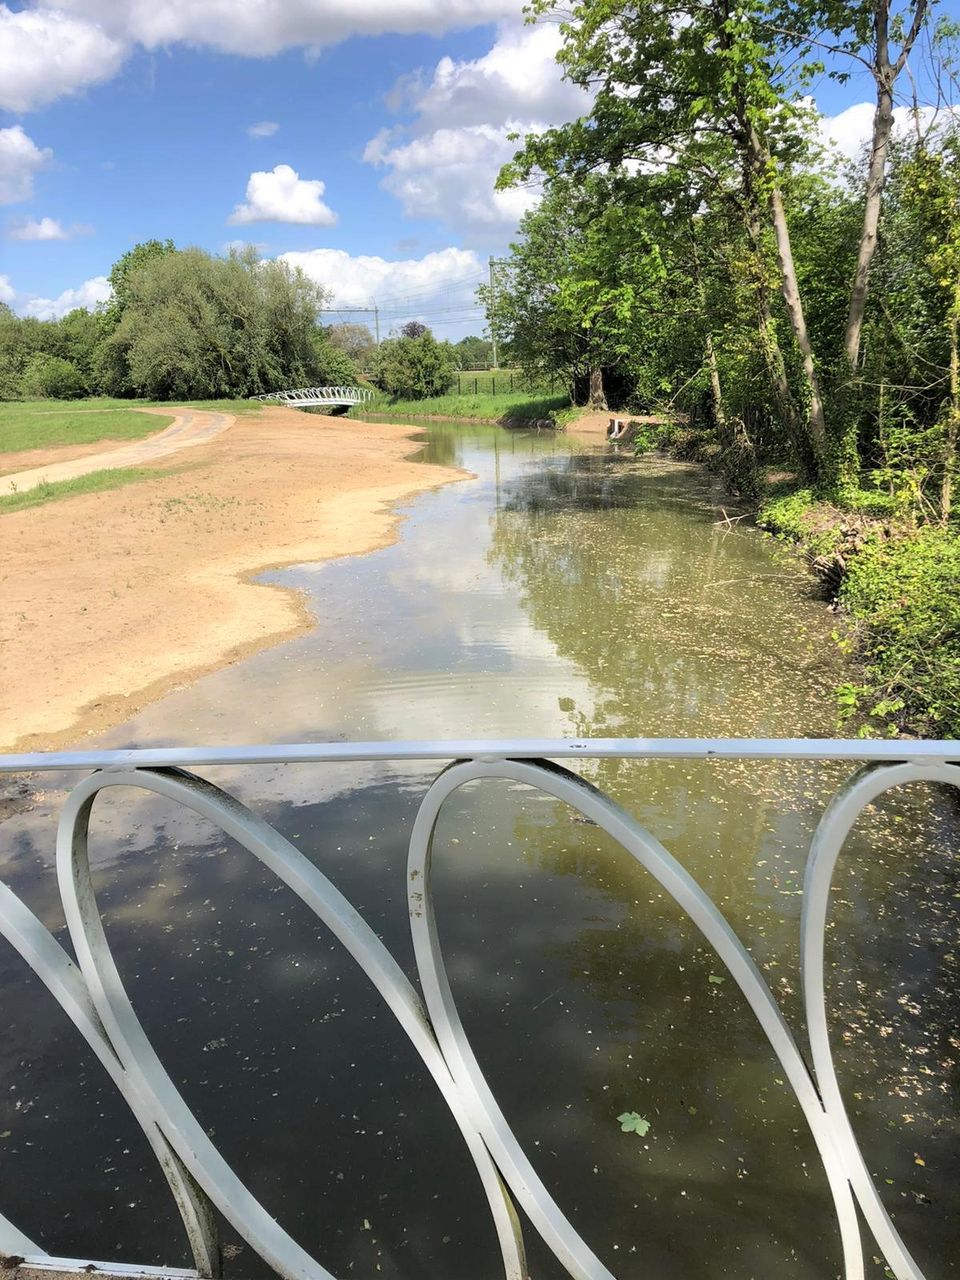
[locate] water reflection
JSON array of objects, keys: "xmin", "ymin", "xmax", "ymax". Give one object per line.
[{"xmin": 1, "ymin": 423, "xmax": 957, "ymax": 1277}]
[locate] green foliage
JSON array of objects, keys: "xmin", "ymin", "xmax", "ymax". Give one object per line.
[
  {"xmin": 101, "ymin": 246, "xmax": 331, "ymax": 399},
  {"xmin": 758, "ymin": 488, "xmax": 816, "ymax": 540},
  {"xmin": 353, "ymin": 389, "xmax": 574, "ymax": 426},
  {"xmin": 453, "ymin": 335, "xmax": 495, "ymax": 368},
  {"xmin": 617, "ymin": 1112, "xmax": 651, "ymax": 1137},
  {"xmin": 18, "ymin": 353, "xmax": 86, "ymax": 399},
  {"xmin": 374, "ymin": 330, "xmax": 456, "ymax": 399},
  {"xmin": 840, "ymin": 528, "xmax": 960, "ymax": 736}
]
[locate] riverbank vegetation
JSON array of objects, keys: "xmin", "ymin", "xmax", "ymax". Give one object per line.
[
  {"xmin": 488, "ymin": 0, "xmax": 960, "ymax": 738},
  {"xmin": 350, "ymin": 389, "xmax": 576, "ymax": 427}
]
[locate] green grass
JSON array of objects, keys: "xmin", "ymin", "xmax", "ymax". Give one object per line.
[
  {"xmin": 0, "ymin": 466, "xmax": 168, "ymax": 513},
  {"xmin": 350, "ymin": 389, "xmax": 576, "ymax": 426},
  {"xmin": 0, "ymin": 396, "xmax": 262, "ymax": 456}
]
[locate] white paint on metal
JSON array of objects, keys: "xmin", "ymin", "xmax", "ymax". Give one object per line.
[{"xmin": 250, "ymin": 386, "xmax": 376, "ymax": 408}]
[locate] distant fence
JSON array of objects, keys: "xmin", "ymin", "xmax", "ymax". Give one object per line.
[{"xmin": 455, "ymin": 371, "xmax": 560, "ymax": 397}]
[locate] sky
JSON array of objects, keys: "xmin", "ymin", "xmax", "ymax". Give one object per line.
[{"xmin": 0, "ymin": 0, "xmax": 956, "ymax": 340}]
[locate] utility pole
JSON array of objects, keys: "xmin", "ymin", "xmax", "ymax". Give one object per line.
[
  {"xmin": 488, "ymin": 256, "xmax": 499, "ymax": 369},
  {"xmin": 374, "ymin": 304, "xmax": 380, "ymax": 348}
]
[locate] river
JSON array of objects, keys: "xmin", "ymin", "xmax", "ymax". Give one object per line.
[{"xmin": 1, "ymin": 420, "xmax": 957, "ymax": 1277}]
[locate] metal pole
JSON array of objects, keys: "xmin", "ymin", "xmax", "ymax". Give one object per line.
[
  {"xmin": 488, "ymin": 256, "xmax": 499, "ymax": 370},
  {"xmin": 374, "ymin": 304, "xmax": 380, "ymax": 347}
]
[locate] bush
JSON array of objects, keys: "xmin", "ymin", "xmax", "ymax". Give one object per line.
[
  {"xmin": 19, "ymin": 353, "xmax": 87, "ymax": 399},
  {"xmin": 376, "ymin": 332, "xmax": 456, "ymax": 399},
  {"xmin": 840, "ymin": 527, "xmax": 960, "ymax": 736}
]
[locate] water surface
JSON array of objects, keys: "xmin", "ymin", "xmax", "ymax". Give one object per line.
[{"xmin": 1, "ymin": 421, "xmax": 957, "ymax": 1278}]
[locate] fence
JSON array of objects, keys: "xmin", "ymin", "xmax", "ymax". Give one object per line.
[
  {"xmin": 454, "ymin": 371, "xmax": 560, "ymax": 397},
  {"xmin": 0, "ymin": 735, "xmax": 955, "ymax": 1280}
]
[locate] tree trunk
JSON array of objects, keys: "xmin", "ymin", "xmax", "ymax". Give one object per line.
[
  {"xmin": 844, "ymin": 80, "xmax": 895, "ymax": 368},
  {"xmin": 844, "ymin": 0, "xmax": 928, "ymax": 369},
  {"xmin": 768, "ymin": 181, "xmax": 828, "ymax": 457},
  {"xmin": 942, "ymin": 293, "xmax": 960, "ymax": 522},
  {"xmin": 740, "ymin": 186, "xmax": 818, "ymax": 480},
  {"xmin": 589, "ymin": 366, "xmax": 607, "ymax": 410},
  {"xmin": 705, "ymin": 331, "xmax": 726, "ymax": 432}
]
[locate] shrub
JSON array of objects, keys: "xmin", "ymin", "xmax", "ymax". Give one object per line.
[
  {"xmin": 19, "ymin": 353, "xmax": 87, "ymax": 399},
  {"xmin": 840, "ymin": 527, "xmax": 960, "ymax": 736}
]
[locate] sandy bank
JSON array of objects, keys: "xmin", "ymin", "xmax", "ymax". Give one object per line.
[{"xmin": 2, "ymin": 407, "xmax": 466, "ymax": 753}]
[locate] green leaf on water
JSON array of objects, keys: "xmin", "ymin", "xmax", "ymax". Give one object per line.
[
  {"xmin": 708, "ymin": 974, "xmax": 724, "ymax": 984},
  {"xmin": 617, "ymin": 1111, "xmax": 651, "ymax": 1137}
]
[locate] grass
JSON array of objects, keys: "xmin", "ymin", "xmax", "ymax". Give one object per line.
[
  {"xmin": 350, "ymin": 389, "xmax": 576, "ymax": 426},
  {"xmin": 0, "ymin": 396, "xmax": 262, "ymax": 456},
  {"xmin": 0, "ymin": 466, "xmax": 168, "ymax": 513}
]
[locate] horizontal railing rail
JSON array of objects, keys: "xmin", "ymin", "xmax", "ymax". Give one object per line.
[{"xmin": 0, "ymin": 738, "xmax": 956, "ymax": 1280}]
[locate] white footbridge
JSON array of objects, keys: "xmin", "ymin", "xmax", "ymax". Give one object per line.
[{"xmin": 250, "ymin": 385, "xmax": 376, "ymax": 409}]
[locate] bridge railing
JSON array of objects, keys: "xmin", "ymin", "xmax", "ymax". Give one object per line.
[
  {"xmin": 249, "ymin": 386, "xmax": 377, "ymax": 406},
  {"xmin": 0, "ymin": 737, "xmax": 955, "ymax": 1280}
]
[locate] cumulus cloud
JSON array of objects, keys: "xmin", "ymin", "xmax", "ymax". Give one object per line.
[
  {"xmin": 7, "ymin": 216, "xmax": 92, "ymax": 240},
  {"xmin": 247, "ymin": 120, "xmax": 279, "ymax": 138},
  {"xmin": 0, "ymin": 126, "xmax": 52, "ymax": 205},
  {"xmin": 23, "ymin": 275, "xmax": 112, "ymax": 319},
  {"xmin": 364, "ymin": 123, "xmax": 541, "ymax": 230},
  {"xmin": 279, "ymin": 246, "xmax": 482, "ymax": 308},
  {"xmin": 365, "ymin": 23, "xmax": 590, "ymax": 232},
  {"xmin": 0, "ymin": 275, "xmax": 15, "ymax": 305},
  {"xmin": 35, "ymin": 0, "xmax": 518, "ymax": 57},
  {"xmin": 0, "ymin": 4, "xmax": 126, "ymax": 112},
  {"xmin": 818, "ymin": 102, "xmax": 958, "ymax": 164},
  {"xmin": 229, "ymin": 164, "xmax": 337, "ymax": 225}
]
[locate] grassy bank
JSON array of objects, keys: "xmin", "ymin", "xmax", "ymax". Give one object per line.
[
  {"xmin": 0, "ymin": 397, "xmax": 260, "ymax": 456},
  {"xmin": 0, "ymin": 466, "xmax": 168, "ymax": 513},
  {"xmin": 349, "ymin": 389, "xmax": 577, "ymax": 427},
  {"xmin": 759, "ymin": 490, "xmax": 960, "ymax": 739}
]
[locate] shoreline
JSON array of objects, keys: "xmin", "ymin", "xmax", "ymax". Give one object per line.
[{"xmin": 2, "ymin": 408, "xmax": 470, "ymax": 754}]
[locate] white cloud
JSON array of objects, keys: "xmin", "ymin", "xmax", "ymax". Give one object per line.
[
  {"xmin": 23, "ymin": 275, "xmax": 112, "ymax": 320},
  {"xmin": 0, "ymin": 4, "xmax": 126, "ymax": 112},
  {"xmin": 7, "ymin": 216, "xmax": 92, "ymax": 241},
  {"xmin": 279, "ymin": 245, "xmax": 482, "ymax": 308},
  {"xmin": 818, "ymin": 102, "xmax": 958, "ymax": 164},
  {"xmin": 0, "ymin": 126, "xmax": 51, "ymax": 206},
  {"xmin": 228, "ymin": 164, "xmax": 337, "ymax": 226},
  {"xmin": 247, "ymin": 120, "xmax": 279, "ymax": 138},
  {"xmin": 36, "ymin": 0, "xmax": 518, "ymax": 57},
  {"xmin": 365, "ymin": 122, "xmax": 542, "ymax": 229},
  {"xmin": 396, "ymin": 22, "xmax": 590, "ymax": 131},
  {"xmin": 365, "ymin": 23, "xmax": 590, "ymax": 232},
  {"xmin": 0, "ymin": 275, "xmax": 15, "ymax": 305}
]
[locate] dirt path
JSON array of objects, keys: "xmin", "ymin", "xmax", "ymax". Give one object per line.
[
  {"xmin": 1, "ymin": 407, "xmax": 233, "ymax": 493},
  {"xmin": 2, "ymin": 407, "xmax": 466, "ymax": 753}
]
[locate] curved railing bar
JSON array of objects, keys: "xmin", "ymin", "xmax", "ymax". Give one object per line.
[
  {"xmin": 408, "ymin": 759, "xmax": 865, "ymax": 1280},
  {"xmin": 0, "ymin": 879, "xmax": 220, "ymax": 1274},
  {"xmin": 56, "ymin": 767, "xmax": 527, "ymax": 1280},
  {"xmin": 803, "ymin": 761, "xmax": 960, "ymax": 1280}
]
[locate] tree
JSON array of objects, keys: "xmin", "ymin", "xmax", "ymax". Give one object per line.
[
  {"xmin": 100, "ymin": 245, "xmax": 329, "ymax": 399},
  {"xmin": 375, "ymin": 331, "xmax": 456, "ymax": 398},
  {"xmin": 453, "ymin": 335, "xmax": 494, "ymax": 368},
  {"xmin": 101, "ymin": 238, "xmax": 175, "ymax": 330},
  {"xmin": 400, "ymin": 320, "xmax": 429, "ymax": 339},
  {"xmin": 325, "ymin": 322, "xmax": 376, "ymax": 368}
]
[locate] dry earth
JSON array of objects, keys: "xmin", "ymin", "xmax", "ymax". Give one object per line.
[{"xmin": 1, "ymin": 406, "xmax": 466, "ymax": 753}]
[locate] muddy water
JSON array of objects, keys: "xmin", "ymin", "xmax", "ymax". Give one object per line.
[{"xmin": 1, "ymin": 421, "xmax": 957, "ymax": 1278}]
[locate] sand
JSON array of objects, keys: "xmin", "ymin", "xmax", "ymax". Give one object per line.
[{"xmin": 1, "ymin": 406, "xmax": 466, "ymax": 754}]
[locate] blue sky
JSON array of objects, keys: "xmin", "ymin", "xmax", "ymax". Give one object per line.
[{"xmin": 0, "ymin": 1, "xmax": 955, "ymax": 339}]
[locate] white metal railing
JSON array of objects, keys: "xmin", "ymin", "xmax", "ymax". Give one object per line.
[
  {"xmin": 250, "ymin": 386, "xmax": 376, "ymax": 407},
  {"xmin": 0, "ymin": 737, "xmax": 957, "ymax": 1280}
]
